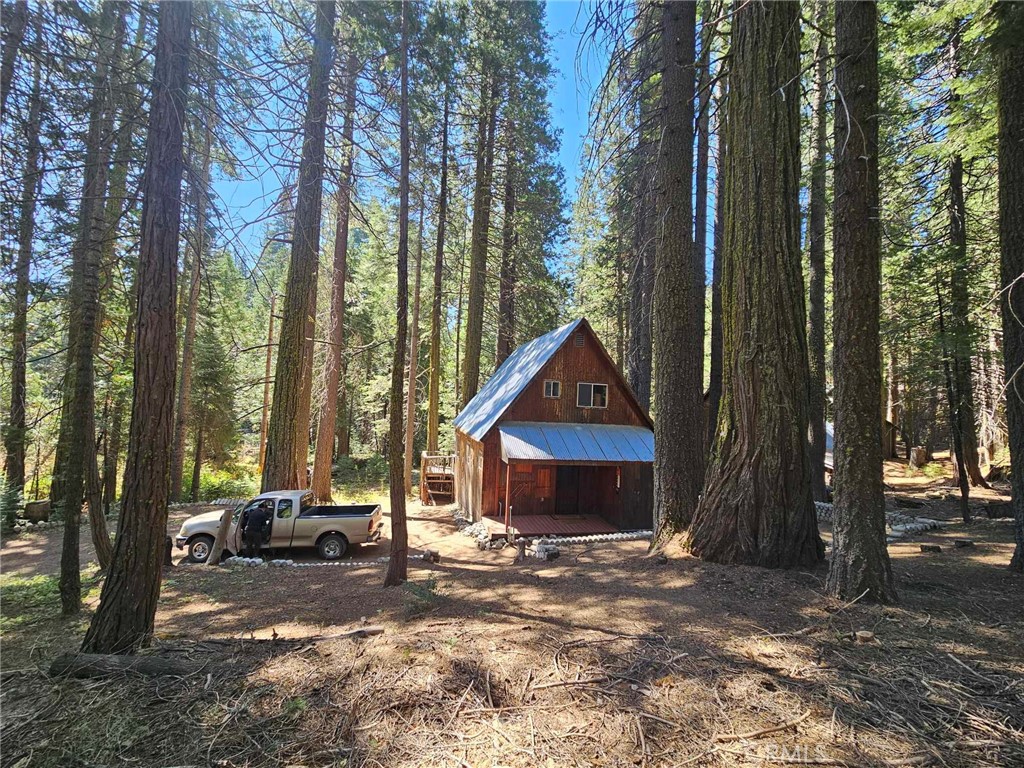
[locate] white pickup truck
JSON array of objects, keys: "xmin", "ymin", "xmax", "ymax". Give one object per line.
[{"xmin": 174, "ymin": 490, "xmax": 383, "ymax": 563}]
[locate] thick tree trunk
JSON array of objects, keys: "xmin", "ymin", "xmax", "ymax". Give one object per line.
[
  {"xmin": 384, "ymin": 2, "xmax": 410, "ymax": 588},
  {"xmin": 652, "ymin": 0, "xmax": 700, "ymax": 539},
  {"xmin": 257, "ymin": 293, "xmax": 275, "ymax": 474},
  {"xmin": 460, "ymin": 78, "xmax": 498, "ymax": 408},
  {"xmin": 170, "ymin": 30, "xmax": 217, "ymax": 502},
  {"xmin": 404, "ymin": 201, "xmax": 425, "ymax": 496},
  {"xmin": 0, "ymin": 0, "xmax": 28, "ymax": 117},
  {"xmin": 427, "ymin": 91, "xmax": 450, "ymax": 454},
  {"xmin": 81, "ymin": 0, "xmax": 191, "ymax": 654},
  {"xmin": 101, "ymin": 8, "xmax": 149, "ymax": 514},
  {"xmin": 827, "ymin": 1, "xmax": 896, "ymax": 603},
  {"xmin": 262, "ymin": 0, "xmax": 335, "ymax": 492},
  {"xmin": 626, "ymin": 19, "xmax": 657, "ymax": 415},
  {"xmin": 807, "ymin": 3, "xmax": 830, "ymax": 503},
  {"xmin": 496, "ymin": 137, "xmax": 517, "ymax": 367},
  {"xmin": 4, "ymin": 51, "xmax": 40, "ymax": 494},
  {"xmin": 311, "ymin": 53, "xmax": 357, "ymax": 501},
  {"xmin": 689, "ymin": 0, "xmax": 823, "ymax": 569},
  {"xmin": 55, "ymin": 2, "xmax": 125, "ymax": 615},
  {"xmin": 996, "ymin": 0, "xmax": 1024, "ymax": 570},
  {"xmin": 706, "ymin": 80, "xmax": 725, "ymax": 452}
]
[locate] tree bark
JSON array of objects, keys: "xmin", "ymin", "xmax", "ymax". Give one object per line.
[
  {"xmin": 85, "ymin": 411, "xmax": 112, "ymax": 570},
  {"xmin": 170, "ymin": 19, "xmax": 217, "ymax": 502},
  {"xmin": 257, "ymin": 293, "xmax": 275, "ymax": 475},
  {"xmin": 384, "ymin": 1, "xmax": 410, "ymax": 588},
  {"xmin": 938, "ymin": 288, "xmax": 972, "ymax": 523},
  {"xmin": 262, "ymin": 0, "xmax": 335, "ymax": 492},
  {"xmin": 4, "ymin": 48, "xmax": 40, "ymax": 495},
  {"xmin": 826, "ymin": 0, "xmax": 896, "ymax": 603},
  {"xmin": 311, "ymin": 52, "xmax": 357, "ymax": 501},
  {"xmin": 0, "ymin": 0, "xmax": 28, "ymax": 118},
  {"xmin": 55, "ymin": 1, "xmax": 125, "ymax": 615},
  {"xmin": 81, "ymin": 0, "xmax": 192, "ymax": 654},
  {"xmin": 496, "ymin": 135, "xmax": 517, "ymax": 367},
  {"xmin": 426, "ymin": 90, "xmax": 450, "ymax": 454},
  {"xmin": 190, "ymin": 425, "xmax": 203, "ymax": 504},
  {"xmin": 688, "ymin": 0, "xmax": 823, "ymax": 569},
  {"xmin": 945, "ymin": 22, "xmax": 986, "ymax": 489},
  {"xmin": 101, "ymin": 7, "xmax": 149, "ymax": 514},
  {"xmin": 404, "ymin": 194, "xmax": 425, "ymax": 496},
  {"xmin": 652, "ymin": 0, "xmax": 700, "ymax": 539},
  {"xmin": 460, "ymin": 77, "xmax": 498, "ymax": 408},
  {"xmin": 626, "ymin": 13, "xmax": 657, "ymax": 415},
  {"xmin": 693, "ymin": 0, "xmax": 714, "ymax": 396},
  {"xmin": 996, "ymin": 0, "xmax": 1024, "ymax": 570},
  {"xmin": 807, "ymin": 2, "xmax": 830, "ymax": 503}
]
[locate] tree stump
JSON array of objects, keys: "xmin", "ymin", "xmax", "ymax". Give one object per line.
[
  {"xmin": 909, "ymin": 447, "xmax": 928, "ymax": 469},
  {"xmin": 920, "ymin": 544, "xmax": 942, "ymax": 553},
  {"xmin": 163, "ymin": 536, "xmax": 174, "ymax": 567}
]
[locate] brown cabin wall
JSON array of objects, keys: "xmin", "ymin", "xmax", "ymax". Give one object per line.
[{"xmin": 504, "ymin": 330, "xmax": 649, "ymax": 427}]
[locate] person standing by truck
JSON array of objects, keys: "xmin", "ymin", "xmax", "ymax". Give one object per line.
[{"xmin": 240, "ymin": 499, "xmax": 272, "ymax": 558}]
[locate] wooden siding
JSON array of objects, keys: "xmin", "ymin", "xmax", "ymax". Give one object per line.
[{"xmin": 503, "ymin": 329, "xmax": 649, "ymax": 427}]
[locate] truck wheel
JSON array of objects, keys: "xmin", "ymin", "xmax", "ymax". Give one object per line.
[
  {"xmin": 187, "ymin": 535, "xmax": 215, "ymax": 563},
  {"xmin": 318, "ymin": 534, "xmax": 347, "ymax": 560}
]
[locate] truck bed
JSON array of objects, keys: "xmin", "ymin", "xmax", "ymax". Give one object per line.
[{"xmin": 300, "ymin": 504, "xmax": 380, "ymax": 518}]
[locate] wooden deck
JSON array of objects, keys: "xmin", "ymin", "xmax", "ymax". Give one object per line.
[{"xmin": 482, "ymin": 514, "xmax": 618, "ymax": 539}]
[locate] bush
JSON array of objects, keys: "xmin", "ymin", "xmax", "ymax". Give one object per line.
[
  {"xmin": 333, "ymin": 454, "xmax": 389, "ymax": 487},
  {"xmin": 182, "ymin": 466, "xmax": 259, "ymax": 502}
]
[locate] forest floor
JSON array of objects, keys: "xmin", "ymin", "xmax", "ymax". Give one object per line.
[{"xmin": 1, "ymin": 457, "xmax": 1022, "ymax": 767}]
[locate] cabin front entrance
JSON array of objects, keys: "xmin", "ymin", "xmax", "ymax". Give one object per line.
[{"xmin": 485, "ymin": 461, "xmax": 622, "ymax": 539}]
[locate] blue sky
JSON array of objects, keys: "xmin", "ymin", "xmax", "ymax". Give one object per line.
[{"xmin": 544, "ymin": 0, "xmax": 604, "ymax": 205}]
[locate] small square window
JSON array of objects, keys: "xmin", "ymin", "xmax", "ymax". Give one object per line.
[
  {"xmin": 577, "ymin": 382, "xmax": 608, "ymax": 409},
  {"xmin": 543, "ymin": 380, "xmax": 561, "ymax": 399}
]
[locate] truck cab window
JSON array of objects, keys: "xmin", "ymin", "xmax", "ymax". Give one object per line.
[{"xmin": 277, "ymin": 499, "xmax": 293, "ymax": 519}]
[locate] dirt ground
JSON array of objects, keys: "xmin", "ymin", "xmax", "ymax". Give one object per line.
[{"xmin": 1, "ymin": 459, "xmax": 1022, "ymax": 767}]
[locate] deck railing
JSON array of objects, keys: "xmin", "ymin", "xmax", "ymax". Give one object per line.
[{"xmin": 420, "ymin": 452, "xmax": 455, "ymax": 505}]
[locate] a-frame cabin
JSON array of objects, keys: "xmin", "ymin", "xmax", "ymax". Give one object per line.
[{"xmin": 453, "ymin": 318, "xmax": 654, "ymax": 538}]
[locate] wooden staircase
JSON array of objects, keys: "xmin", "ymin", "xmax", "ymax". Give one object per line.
[{"xmin": 420, "ymin": 452, "xmax": 455, "ymax": 505}]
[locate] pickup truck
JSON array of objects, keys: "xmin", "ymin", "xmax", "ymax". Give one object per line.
[{"xmin": 174, "ymin": 490, "xmax": 383, "ymax": 563}]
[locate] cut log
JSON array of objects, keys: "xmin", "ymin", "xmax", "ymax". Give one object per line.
[
  {"xmin": 422, "ymin": 548, "xmax": 441, "ymax": 563},
  {"xmin": 854, "ymin": 630, "xmax": 876, "ymax": 644},
  {"xmin": 953, "ymin": 539, "xmax": 975, "ymax": 548},
  {"xmin": 920, "ymin": 544, "xmax": 942, "ymax": 553},
  {"xmin": 23, "ymin": 499, "xmax": 51, "ymax": 523},
  {"xmin": 909, "ymin": 447, "xmax": 928, "ymax": 469},
  {"xmin": 50, "ymin": 653, "xmax": 212, "ymax": 679}
]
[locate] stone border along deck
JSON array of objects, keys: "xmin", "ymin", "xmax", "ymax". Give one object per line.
[
  {"xmin": 222, "ymin": 552, "xmax": 436, "ymax": 569},
  {"xmin": 815, "ymin": 501, "xmax": 951, "ymax": 543}
]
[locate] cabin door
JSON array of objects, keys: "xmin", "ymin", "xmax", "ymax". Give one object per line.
[{"xmin": 555, "ymin": 466, "xmax": 580, "ymax": 515}]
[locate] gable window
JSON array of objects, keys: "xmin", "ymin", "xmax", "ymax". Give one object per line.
[
  {"xmin": 543, "ymin": 380, "xmax": 561, "ymax": 399},
  {"xmin": 577, "ymin": 382, "xmax": 608, "ymax": 409}
]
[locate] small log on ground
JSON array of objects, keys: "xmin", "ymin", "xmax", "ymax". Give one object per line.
[
  {"xmin": 909, "ymin": 447, "xmax": 928, "ymax": 469},
  {"xmin": 954, "ymin": 539, "xmax": 975, "ymax": 548},
  {"xmin": 920, "ymin": 544, "xmax": 942, "ymax": 553},
  {"xmin": 50, "ymin": 653, "xmax": 212, "ymax": 679},
  {"xmin": 978, "ymin": 502, "xmax": 1013, "ymax": 519},
  {"xmin": 422, "ymin": 548, "xmax": 440, "ymax": 563},
  {"xmin": 893, "ymin": 495, "xmax": 925, "ymax": 509},
  {"xmin": 23, "ymin": 499, "xmax": 51, "ymax": 523}
]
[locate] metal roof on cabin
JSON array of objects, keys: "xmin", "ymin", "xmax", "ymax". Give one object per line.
[
  {"xmin": 454, "ymin": 318, "xmax": 585, "ymax": 441},
  {"xmin": 498, "ymin": 422, "xmax": 654, "ymax": 464}
]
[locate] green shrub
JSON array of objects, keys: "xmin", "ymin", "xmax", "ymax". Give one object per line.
[{"xmin": 183, "ymin": 466, "xmax": 259, "ymax": 501}]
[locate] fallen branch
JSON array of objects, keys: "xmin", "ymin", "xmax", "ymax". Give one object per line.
[
  {"xmin": 49, "ymin": 653, "xmax": 217, "ymax": 679},
  {"xmin": 713, "ymin": 709, "xmax": 811, "ymax": 742}
]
